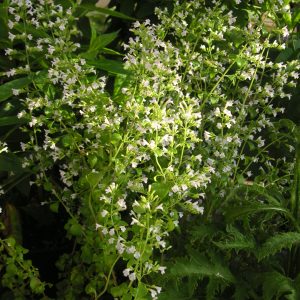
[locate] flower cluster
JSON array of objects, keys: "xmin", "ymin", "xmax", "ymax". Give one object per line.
[{"xmin": 4, "ymin": 0, "xmax": 300, "ymax": 298}]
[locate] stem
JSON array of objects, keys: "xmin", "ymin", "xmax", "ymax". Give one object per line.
[
  {"xmin": 178, "ymin": 123, "xmax": 187, "ymax": 169},
  {"xmin": 96, "ymin": 255, "xmax": 121, "ymax": 299}
]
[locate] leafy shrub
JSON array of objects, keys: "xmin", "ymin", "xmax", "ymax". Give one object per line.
[{"xmin": 0, "ymin": 0, "xmax": 300, "ymax": 299}]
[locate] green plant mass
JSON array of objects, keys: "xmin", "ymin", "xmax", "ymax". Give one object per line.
[{"xmin": 0, "ymin": 0, "xmax": 300, "ymax": 299}]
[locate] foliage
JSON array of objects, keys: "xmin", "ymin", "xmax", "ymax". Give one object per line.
[{"xmin": 0, "ymin": 0, "xmax": 300, "ymax": 299}]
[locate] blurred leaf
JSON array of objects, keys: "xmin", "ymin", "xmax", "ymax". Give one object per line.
[
  {"xmin": 101, "ymin": 47, "xmax": 122, "ymax": 55},
  {"xmin": 0, "ymin": 116, "xmax": 27, "ymax": 127},
  {"xmin": 113, "ymin": 74, "xmax": 130, "ymax": 96},
  {"xmin": 78, "ymin": 4, "xmax": 136, "ymax": 20},
  {"xmin": 224, "ymin": 202, "xmax": 294, "ymax": 224},
  {"xmin": 293, "ymin": 39, "xmax": 300, "ymax": 51},
  {"xmin": 292, "ymin": 8, "xmax": 300, "ymax": 28},
  {"xmin": 257, "ymin": 232, "xmax": 300, "ymax": 261},
  {"xmin": 14, "ymin": 23, "xmax": 49, "ymax": 38},
  {"xmin": 3, "ymin": 203, "xmax": 23, "ymax": 245},
  {"xmin": 89, "ymin": 31, "xmax": 119, "ymax": 51},
  {"xmin": 152, "ymin": 182, "xmax": 172, "ymax": 199},
  {"xmin": 0, "ymin": 153, "xmax": 23, "ymax": 172},
  {"xmin": 0, "ymin": 77, "xmax": 31, "ymax": 102},
  {"xmin": 276, "ymin": 48, "xmax": 294, "ymax": 63},
  {"xmin": 88, "ymin": 58, "xmax": 130, "ymax": 75},
  {"xmin": 136, "ymin": 1, "xmax": 156, "ymax": 18},
  {"xmin": 0, "ymin": 1, "xmax": 8, "ymax": 42}
]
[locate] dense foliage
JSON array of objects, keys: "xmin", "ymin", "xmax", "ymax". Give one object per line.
[{"xmin": 0, "ymin": 0, "xmax": 300, "ymax": 299}]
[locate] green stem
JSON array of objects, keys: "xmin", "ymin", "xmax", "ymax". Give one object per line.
[{"xmin": 96, "ymin": 255, "xmax": 121, "ymax": 299}]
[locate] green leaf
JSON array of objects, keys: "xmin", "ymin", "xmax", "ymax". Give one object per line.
[
  {"xmin": 5, "ymin": 203, "xmax": 23, "ymax": 245},
  {"xmin": 89, "ymin": 30, "xmax": 119, "ymax": 53},
  {"xmin": 110, "ymin": 283, "xmax": 128, "ymax": 297},
  {"xmin": 78, "ymin": 4, "xmax": 136, "ymax": 20},
  {"xmin": 292, "ymin": 8, "xmax": 300, "ymax": 28},
  {"xmin": 87, "ymin": 154, "xmax": 98, "ymax": 168},
  {"xmin": 0, "ymin": 77, "xmax": 31, "ymax": 102},
  {"xmin": 152, "ymin": 182, "xmax": 172, "ymax": 199},
  {"xmin": 276, "ymin": 48, "xmax": 294, "ymax": 63},
  {"xmin": 213, "ymin": 225, "xmax": 255, "ymax": 252},
  {"xmin": 113, "ymin": 74, "xmax": 130, "ymax": 97},
  {"xmin": 0, "ymin": 1, "xmax": 8, "ymax": 42},
  {"xmin": 262, "ymin": 272, "xmax": 295, "ymax": 300},
  {"xmin": 111, "ymin": 132, "xmax": 122, "ymax": 145},
  {"xmin": 224, "ymin": 202, "xmax": 293, "ymax": 223},
  {"xmin": 14, "ymin": 23, "xmax": 49, "ymax": 38},
  {"xmin": 257, "ymin": 232, "xmax": 300, "ymax": 261},
  {"xmin": 0, "ymin": 115, "xmax": 27, "ymax": 126},
  {"xmin": 88, "ymin": 58, "xmax": 130, "ymax": 75},
  {"xmin": 171, "ymin": 250, "xmax": 235, "ymax": 283},
  {"xmin": 86, "ymin": 171, "xmax": 102, "ymax": 187},
  {"xmin": 70, "ymin": 222, "xmax": 82, "ymax": 237},
  {"xmin": 0, "ymin": 153, "xmax": 23, "ymax": 172},
  {"xmin": 101, "ymin": 47, "xmax": 123, "ymax": 55},
  {"xmin": 206, "ymin": 277, "xmax": 229, "ymax": 300},
  {"xmin": 30, "ymin": 277, "xmax": 44, "ymax": 294},
  {"xmin": 135, "ymin": 283, "xmax": 148, "ymax": 298},
  {"xmin": 50, "ymin": 202, "xmax": 59, "ymax": 213}
]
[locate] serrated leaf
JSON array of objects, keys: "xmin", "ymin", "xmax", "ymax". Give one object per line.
[
  {"xmin": 206, "ymin": 277, "xmax": 229, "ymax": 300},
  {"xmin": 0, "ymin": 77, "xmax": 31, "ymax": 102},
  {"xmin": 257, "ymin": 232, "xmax": 300, "ymax": 261},
  {"xmin": 190, "ymin": 224, "xmax": 219, "ymax": 241},
  {"xmin": 171, "ymin": 251, "xmax": 235, "ymax": 283},
  {"xmin": 213, "ymin": 225, "xmax": 255, "ymax": 251},
  {"xmin": 262, "ymin": 272, "xmax": 295, "ymax": 300},
  {"xmin": 224, "ymin": 202, "xmax": 292, "ymax": 223}
]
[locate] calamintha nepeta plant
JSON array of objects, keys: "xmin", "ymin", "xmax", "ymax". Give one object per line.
[{"xmin": 2, "ymin": 0, "xmax": 300, "ymax": 299}]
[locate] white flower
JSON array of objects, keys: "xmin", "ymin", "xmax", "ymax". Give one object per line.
[
  {"xmin": 158, "ymin": 266, "xmax": 166, "ymax": 274},
  {"xmin": 155, "ymin": 204, "xmax": 164, "ymax": 211},
  {"xmin": 117, "ymin": 198, "xmax": 127, "ymax": 210},
  {"xmin": 123, "ymin": 268, "xmax": 131, "ymax": 277},
  {"xmin": 150, "ymin": 289, "xmax": 158, "ymax": 299},
  {"xmin": 129, "ymin": 272, "xmax": 136, "ymax": 281},
  {"xmin": 172, "ymin": 185, "xmax": 180, "ymax": 193},
  {"xmin": 282, "ymin": 26, "xmax": 289, "ymax": 38},
  {"xmin": 101, "ymin": 210, "xmax": 108, "ymax": 217},
  {"xmin": 119, "ymin": 226, "xmax": 126, "ymax": 232}
]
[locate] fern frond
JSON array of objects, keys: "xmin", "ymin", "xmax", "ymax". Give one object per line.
[
  {"xmin": 213, "ymin": 225, "xmax": 255, "ymax": 252},
  {"xmin": 261, "ymin": 271, "xmax": 295, "ymax": 300},
  {"xmin": 294, "ymin": 272, "xmax": 300, "ymax": 299},
  {"xmin": 224, "ymin": 201, "xmax": 293, "ymax": 224},
  {"xmin": 233, "ymin": 280, "xmax": 252, "ymax": 300},
  {"xmin": 189, "ymin": 223, "xmax": 219, "ymax": 242},
  {"xmin": 206, "ymin": 277, "xmax": 229, "ymax": 300},
  {"xmin": 170, "ymin": 249, "xmax": 235, "ymax": 284},
  {"xmin": 257, "ymin": 232, "xmax": 300, "ymax": 261},
  {"xmin": 158, "ymin": 282, "xmax": 198, "ymax": 300}
]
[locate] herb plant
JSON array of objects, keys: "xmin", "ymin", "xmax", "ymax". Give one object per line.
[{"xmin": 0, "ymin": 0, "xmax": 300, "ymax": 299}]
